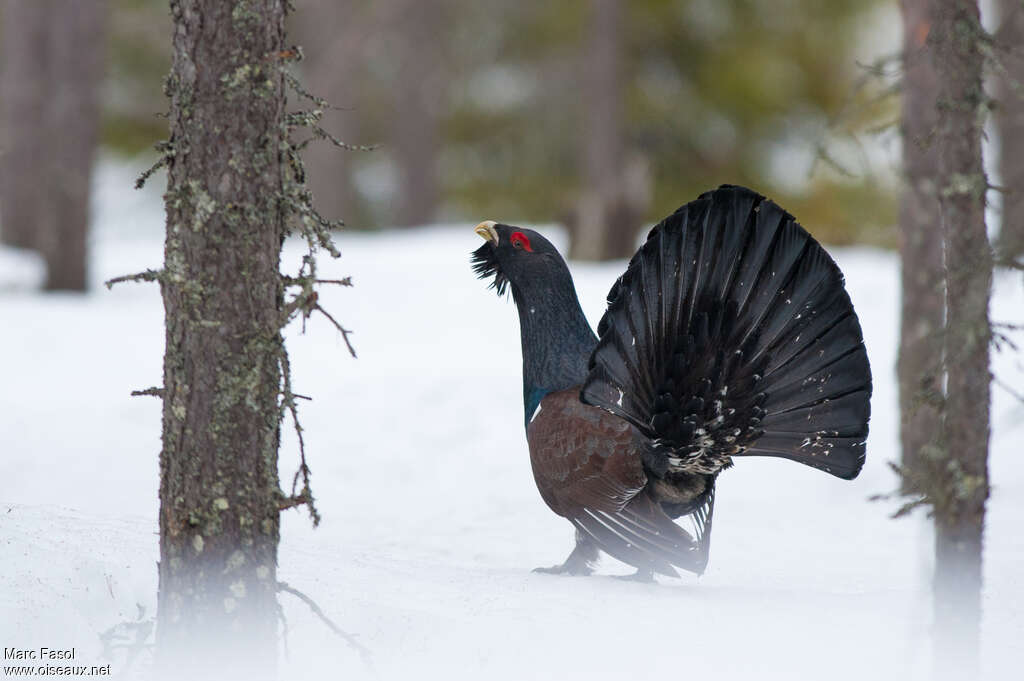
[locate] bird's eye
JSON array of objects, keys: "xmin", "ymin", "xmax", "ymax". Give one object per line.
[{"xmin": 510, "ymin": 231, "xmax": 533, "ymax": 252}]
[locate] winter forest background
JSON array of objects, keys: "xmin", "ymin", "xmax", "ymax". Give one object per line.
[{"xmin": 1, "ymin": 1, "xmax": 1022, "ymax": 680}]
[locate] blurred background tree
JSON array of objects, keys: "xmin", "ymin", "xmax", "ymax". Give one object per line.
[
  {"xmin": 994, "ymin": 0, "xmax": 1024, "ymax": 263},
  {"xmin": 6, "ymin": 0, "xmax": 896, "ymax": 267},
  {"xmin": 897, "ymin": 0, "xmax": 943, "ymax": 489},
  {"xmin": 304, "ymin": 0, "xmax": 898, "ymax": 256},
  {"xmin": 0, "ymin": 0, "xmax": 106, "ymax": 290}
]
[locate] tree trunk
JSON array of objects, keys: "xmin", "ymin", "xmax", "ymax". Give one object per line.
[
  {"xmin": 0, "ymin": 0, "xmax": 105, "ymax": 290},
  {"xmin": 0, "ymin": 0, "xmax": 52, "ymax": 250},
  {"xmin": 391, "ymin": 0, "xmax": 443, "ymax": 228},
  {"xmin": 995, "ymin": 0, "xmax": 1024, "ymax": 262},
  {"xmin": 157, "ymin": 2, "xmax": 287, "ymax": 678},
  {"xmin": 570, "ymin": 0, "xmax": 646, "ymax": 262},
  {"xmin": 927, "ymin": 1, "xmax": 992, "ymax": 677},
  {"xmin": 898, "ymin": 0, "xmax": 944, "ymax": 490},
  {"xmin": 291, "ymin": 0, "xmax": 364, "ymax": 227},
  {"xmin": 41, "ymin": 0, "xmax": 106, "ymax": 291}
]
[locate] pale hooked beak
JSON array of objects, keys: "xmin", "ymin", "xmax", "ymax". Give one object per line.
[{"xmin": 474, "ymin": 220, "xmax": 498, "ymax": 245}]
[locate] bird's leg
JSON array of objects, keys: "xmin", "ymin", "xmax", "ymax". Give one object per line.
[
  {"xmin": 613, "ymin": 567, "xmax": 655, "ymax": 583},
  {"xmin": 532, "ymin": 532, "xmax": 598, "ymax": 576}
]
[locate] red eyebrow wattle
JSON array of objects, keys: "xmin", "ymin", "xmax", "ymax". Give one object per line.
[{"xmin": 511, "ymin": 231, "xmax": 533, "ymax": 252}]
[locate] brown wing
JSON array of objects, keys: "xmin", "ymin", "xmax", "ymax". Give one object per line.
[
  {"xmin": 528, "ymin": 389, "xmax": 715, "ymax": 576},
  {"xmin": 526, "ymin": 389, "xmax": 647, "ymax": 517}
]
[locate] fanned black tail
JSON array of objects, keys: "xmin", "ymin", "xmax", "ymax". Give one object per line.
[{"xmin": 581, "ymin": 185, "xmax": 871, "ymax": 480}]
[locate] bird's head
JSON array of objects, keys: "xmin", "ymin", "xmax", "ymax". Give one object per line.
[
  {"xmin": 470, "ymin": 221, "xmax": 567, "ymax": 298},
  {"xmin": 470, "ymin": 220, "xmax": 597, "ymax": 415}
]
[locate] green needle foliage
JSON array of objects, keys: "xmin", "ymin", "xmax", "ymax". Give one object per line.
[{"xmin": 105, "ymin": 0, "xmax": 895, "ymax": 246}]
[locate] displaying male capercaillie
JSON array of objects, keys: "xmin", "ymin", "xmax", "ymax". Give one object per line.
[{"xmin": 471, "ymin": 185, "xmax": 872, "ymax": 580}]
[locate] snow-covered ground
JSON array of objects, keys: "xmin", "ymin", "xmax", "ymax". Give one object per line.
[{"xmin": 2, "ymin": 161, "xmax": 1023, "ymax": 680}]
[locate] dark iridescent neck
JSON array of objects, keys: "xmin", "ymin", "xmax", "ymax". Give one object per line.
[{"xmin": 512, "ymin": 267, "xmax": 598, "ymax": 425}]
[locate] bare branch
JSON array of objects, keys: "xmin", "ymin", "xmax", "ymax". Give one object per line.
[
  {"xmin": 309, "ymin": 123, "xmax": 378, "ymax": 153},
  {"xmin": 994, "ymin": 376, "xmax": 1024, "ymax": 405},
  {"xmin": 98, "ymin": 606, "xmax": 154, "ymax": 676},
  {"xmin": 277, "ymin": 581, "xmax": 374, "ymax": 670},
  {"xmin": 282, "ymin": 275, "xmax": 353, "ymax": 287},
  {"xmin": 105, "ymin": 269, "xmax": 164, "ymax": 290},
  {"xmin": 277, "ymin": 599, "xmax": 291, "ymax": 661},
  {"xmin": 265, "ymin": 59, "xmax": 359, "ymax": 532},
  {"xmin": 279, "ymin": 348, "xmax": 321, "ymax": 526},
  {"xmin": 282, "ymin": 70, "xmax": 333, "ymax": 109},
  {"xmin": 277, "ymin": 492, "xmax": 311, "ymax": 511},
  {"xmin": 135, "ymin": 153, "xmax": 169, "ymax": 190},
  {"xmin": 994, "ymin": 256, "xmax": 1024, "ymax": 271},
  {"xmin": 891, "ymin": 496, "xmax": 931, "ymax": 519},
  {"xmin": 314, "ymin": 304, "xmax": 357, "ymax": 358},
  {"xmin": 131, "ymin": 387, "xmax": 165, "ymax": 399},
  {"xmin": 992, "ymin": 330, "xmax": 1020, "ymax": 353}
]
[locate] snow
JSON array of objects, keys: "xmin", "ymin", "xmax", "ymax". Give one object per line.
[{"xmin": 2, "ymin": 160, "xmax": 1023, "ymax": 680}]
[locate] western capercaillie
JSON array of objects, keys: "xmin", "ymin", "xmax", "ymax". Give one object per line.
[{"xmin": 471, "ymin": 185, "xmax": 872, "ymax": 580}]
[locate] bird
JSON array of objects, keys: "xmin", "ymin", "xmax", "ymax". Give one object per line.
[{"xmin": 470, "ymin": 184, "xmax": 872, "ymax": 581}]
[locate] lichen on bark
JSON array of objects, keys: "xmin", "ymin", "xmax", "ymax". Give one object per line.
[{"xmin": 129, "ymin": 1, "xmax": 357, "ymax": 678}]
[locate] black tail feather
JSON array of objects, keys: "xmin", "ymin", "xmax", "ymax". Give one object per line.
[
  {"xmin": 571, "ymin": 513, "xmax": 680, "ymax": 578},
  {"xmin": 572, "ymin": 490, "xmax": 715, "ymax": 577},
  {"xmin": 581, "ymin": 185, "xmax": 872, "ymax": 480}
]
